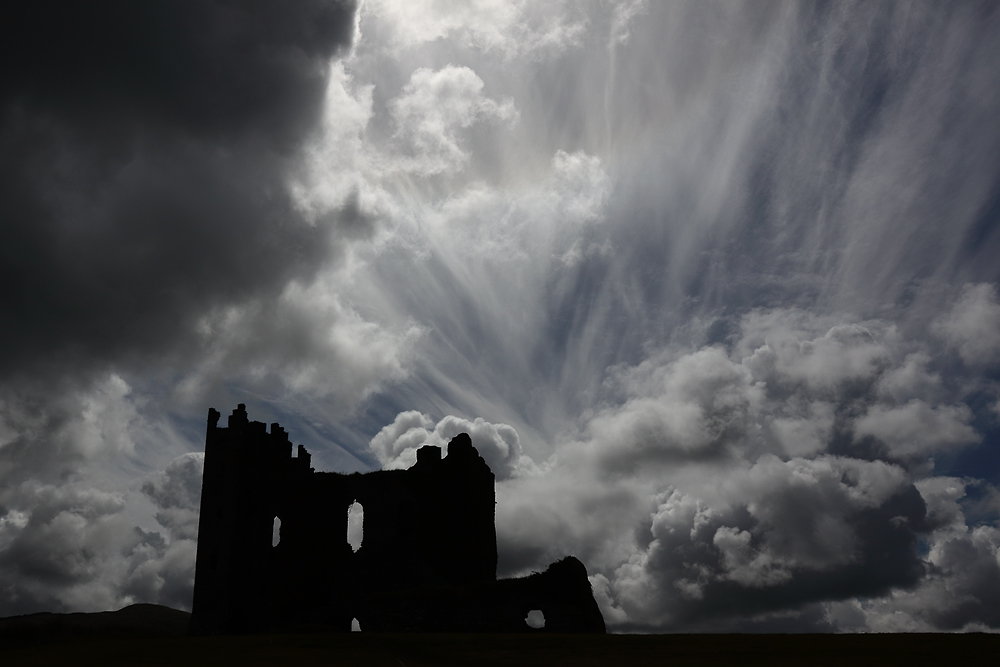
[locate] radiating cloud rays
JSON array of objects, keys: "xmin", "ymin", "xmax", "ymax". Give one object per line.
[{"xmin": 1, "ymin": 1, "xmax": 999, "ymax": 633}]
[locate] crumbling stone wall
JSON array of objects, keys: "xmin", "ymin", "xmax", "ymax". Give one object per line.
[{"xmin": 191, "ymin": 405, "xmax": 605, "ymax": 634}]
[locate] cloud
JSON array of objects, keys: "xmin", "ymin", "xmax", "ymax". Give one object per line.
[
  {"xmin": 551, "ymin": 309, "xmax": 982, "ymax": 478},
  {"xmin": 740, "ymin": 321, "xmax": 891, "ymax": 396},
  {"xmin": 363, "ymin": 0, "xmax": 586, "ymax": 57},
  {"xmin": 174, "ymin": 274, "xmax": 420, "ymax": 412},
  {"xmin": 370, "ymin": 410, "xmax": 530, "ymax": 480},
  {"xmin": 121, "ymin": 453, "xmax": 206, "ymax": 610},
  {"xmin": 608, "ymin": 1, "xmax": 649, "ymax": 47},
  {"xmin": 583, "ymin": 346, "xmax": 763, "ymax": 471},
  {"xmin": 0, "ymin": 374, "xmax": 146, "ymax": 485},
  {"xmin": 389, "ymin": 65, "xmax": 516, "ymax": 175},
  {"xmin": 0, "ymin": 481, "xmax": 129, "ymax": 614},
  {"xmin": 120, "ymin": 528, "xmax": 198, "ymax": 613},
  {"xmin": 0, "ymin": 449, "xmax": 205, "ymax": 615},
  {"xmin": 141, "ymin": 453, "xmax": 204, "ymax": 542},
  {"xmin": 291, "ymin": 61, "xmax": 377, "ymax": 222},
  {"xmin": 767, "ymin": 401, "xmax": 835, "ymax": 459},
  {"xmin": 826, "ymin": 477, "xmax": 1000, "ymax": 632},
  {"xmin": 935, "ymin": 283, "xmax": 1000, "ymax": 367},
  {"xmin": 489, "ymin": 308, "xmax": 993, "ymax": 629},
  {"xmin": 0, "ymin": 1, "xmax": 360, "ymax": 381},
  {"xmin": 854, "ymin": 400, "xmax": 980, "ymax": 458},
  {"xmin": 582, "ymin": 455, "xmax": 927, "ymax": 630},
  {"xmin": 368, "ymin": 410, "xmax": 435, "ymax": 466}
]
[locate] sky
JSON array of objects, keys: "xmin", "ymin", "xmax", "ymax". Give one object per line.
[{"xmin": 1, "ymin": 0, "xmax": 999, "ymax": 632}]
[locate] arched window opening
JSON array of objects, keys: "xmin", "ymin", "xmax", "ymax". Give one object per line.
[
  {"xmin": 272, "ymin": 516, "xmax": 281, "ymax": 547},
  {"xmin": 351, "ymin": 617, "xmax": 361, "ymax": 632},
  {"xmin": 525, "ymin": 609, "xmax": 545, "ymax": 629},
  {"xmin": 347, "ymin": 501, "xmax": 364, "ymax": 552}
]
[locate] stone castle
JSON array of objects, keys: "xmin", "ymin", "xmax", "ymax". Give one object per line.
[{"xmin": 190, "ymin": 404, "xmax": 606, "ymax": 633}]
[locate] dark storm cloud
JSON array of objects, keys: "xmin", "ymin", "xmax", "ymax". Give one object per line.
[
  {"xmin": 124, "ymin": 453, "xmax": 205, "ymax": 610},
  {"xmin": 141, "ymin": 452, "xmax": 203, "ymax": 542},
  {"xmin": 0, "ymin": 480, "xmax": 128, "ymax": 614},
  {"xmin": 0, "ymin": 0, "xmax": 358, "ymax": 378},
  {"xmin": 620, "ymin": 467, "xmax": 930, "ymax": 631},
  {"xmin": 493, "ymin": 305, "xmax": 998, "ymax": 630},
  {"xmin": 0, "ymin": 450, "xmax": 205, "ymax": 615},
  {"xmin": 0, "ymin": 0, "xmax": 359, "ymax": 616}
]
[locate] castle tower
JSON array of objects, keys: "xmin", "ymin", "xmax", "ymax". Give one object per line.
[{"xmin": 190, "ymin": 404, "xmax": 304, "ymax": 634}]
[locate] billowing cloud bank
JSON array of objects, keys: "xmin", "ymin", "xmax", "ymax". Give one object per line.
[
  {"xmin": 1, "ymin": 1, "xmax": 999, "ymax": 632},
  {"xmin": 496, "ymin": 307, "xmax": 999, "ymax": 631}
]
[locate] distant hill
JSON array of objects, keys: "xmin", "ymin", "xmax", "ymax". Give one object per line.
[{"xmin": 0, "ymin": 603, "xmax": 190, "ymax": 638}]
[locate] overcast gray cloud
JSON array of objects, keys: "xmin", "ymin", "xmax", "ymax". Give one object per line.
[
  {"xmin": 0, "ymin": 1, "xmax": 357, "ymax": 377},
  {"xmin": 1, "ymin": 1, "xmax": 999, "ymax": 632},
  {"xmin": 0, "ymin": 0, "xmax": 366, "ymax": 614}
]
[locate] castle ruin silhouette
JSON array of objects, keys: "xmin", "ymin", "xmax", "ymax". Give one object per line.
[{"xmin": 191, "ymin": 405, "xmax": 606, "ymax": 634}]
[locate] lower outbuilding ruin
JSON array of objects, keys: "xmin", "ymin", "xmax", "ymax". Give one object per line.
[{"xmin": 190, "ymin": 405, "xmax": 606, "ymax": 634}]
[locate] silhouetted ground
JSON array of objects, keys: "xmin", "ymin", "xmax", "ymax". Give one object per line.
[{"xmin": 1, "ymin": 606, "xmax": 996, "ymax": 666}]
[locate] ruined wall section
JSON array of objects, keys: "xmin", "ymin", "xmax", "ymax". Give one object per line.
[
  {"xmin": 192, "ymin": 406, "xmax": 499, "ymax": 633},
  {"xmin": 342, "ymin": 435, "xmax": 496, "ymax": 592},
  {"xmin": 191, "ymin": 404, "xmax": 313, "ymax": 634},
  {"xmin": 192, "ymin": 405, "xmax": 602, "ymax": 635},
  {"xmin": 267, "ymin": 434, "xmax": 498, "ymax": 628}
]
